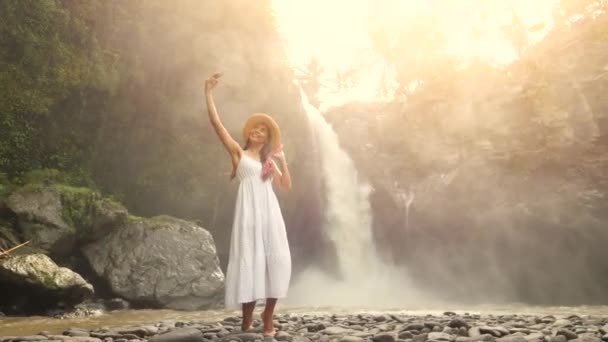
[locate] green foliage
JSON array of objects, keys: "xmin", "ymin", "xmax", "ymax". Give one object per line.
[
  {"xmin": 0, "ymin": 171, "xmax": 11, "ymax": 200},
  {"xmin": 19, "ymin": 168, "xmax": 65, "ymax": 185},
  {"xmin": 55, "ymin": 183, "xmax": 99, "ymax": 233},
  {"xmin": 0, "ymin": 0, "xmax": 299, "ymax": 231},
  {"xmin": 0, "ymin": 0, "xmax": 115, "ymax": 115},
  {"xmin": 0, "ymin": 0, "xmax": 116, "ymax": 180}
]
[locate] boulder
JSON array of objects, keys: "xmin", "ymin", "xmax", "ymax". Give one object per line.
[{"xmin": 83, "ymin": 215, "xmax": 224, "ymax": 309}]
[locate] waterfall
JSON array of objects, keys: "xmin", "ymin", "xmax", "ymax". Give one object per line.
[{"xmin": 286, "ymin": 88, "xmax": 427, "ymax": 308}]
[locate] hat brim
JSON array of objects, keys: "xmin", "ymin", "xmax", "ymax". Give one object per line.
[{"xmin": 242, "ymin": 113, "xmax": 281, "ymax": 149}]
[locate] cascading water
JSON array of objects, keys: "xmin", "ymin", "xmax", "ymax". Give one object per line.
[{"xmin": 286, "ymin": 88, "xmax": 428, "ymax": 308}]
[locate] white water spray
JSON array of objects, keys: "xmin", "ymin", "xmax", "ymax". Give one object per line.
[{"xmin": 286, "ymin": 88, "xmax": 428, "ymax": 308}]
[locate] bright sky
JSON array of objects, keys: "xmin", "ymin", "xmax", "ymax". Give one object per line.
[{"xmin": 272, "ymin": 0, "xmax": 558, "ymax": 108}]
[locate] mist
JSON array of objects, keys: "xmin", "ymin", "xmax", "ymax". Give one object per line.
[{"xmin": 1, "ymin": 0, "xmax": 607, "ymax": 310}]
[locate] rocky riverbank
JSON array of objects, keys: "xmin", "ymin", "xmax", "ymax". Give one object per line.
[
  {"xmin": 2, "ymin": 311, "xmax": 607, "ymax": 342},
  {"xmin": 0, "ymin": 178, "xmax": 225, "ymax": 315}
]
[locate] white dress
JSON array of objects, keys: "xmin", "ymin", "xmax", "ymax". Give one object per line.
[{"xmin": 224, "ymin": 153, "xmax": 292, "ymax": 308}]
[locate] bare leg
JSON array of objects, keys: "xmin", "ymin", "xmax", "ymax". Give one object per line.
[
  {"xmin": 262, "ymin": 298, "xmax": 278, "ymax": 336},
  {"xmin": 242, "ymin": 301, "xmax": 256, "ymax": 331}
]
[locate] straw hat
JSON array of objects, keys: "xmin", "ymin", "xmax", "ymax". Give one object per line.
[{"xmin": 242, "ymin": 113, "xmax": 281, "ymax": 149}]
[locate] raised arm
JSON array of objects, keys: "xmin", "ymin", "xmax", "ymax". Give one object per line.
[{"xmin": 205, "ymin": 73, "xmax": 241, "ymax": 160}]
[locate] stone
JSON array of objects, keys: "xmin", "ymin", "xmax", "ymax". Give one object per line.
[
  {"xmin": 149, "ymin": 328, "xmax": 204, "ymax": 342},
  {"xmin": 83, "ymin": 216, "xmax": 224, "ymax": 310}
]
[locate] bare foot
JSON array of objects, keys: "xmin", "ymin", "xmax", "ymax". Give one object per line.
[
  {"xmin": 241, "ymin": 317, "xmax": 253, "ymax": 331},
  {"xmin": 261, "ymin": 309, "xmax": 276, "ymax": 336}
]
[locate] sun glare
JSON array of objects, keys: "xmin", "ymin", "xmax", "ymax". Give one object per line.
[{"xmin": 272, "ymin": 0, "xmax": 558, "ymax": 107}]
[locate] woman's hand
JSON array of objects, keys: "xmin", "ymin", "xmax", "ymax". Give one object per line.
[
  {"xmin": 270, "ymin": 144, "xmax": 291, "ymax": 191},
  {"xmin": 272, "ymin": 144, "xmax": 287, "ymax": 165},
  {"xmin": 205, "ymin": 73, "xmax": 222, "ymax": 94}
]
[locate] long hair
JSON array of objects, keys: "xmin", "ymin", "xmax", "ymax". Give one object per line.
[{"xmin": 230, "ymin": 131, "xmax": 273, "ymax": 181}]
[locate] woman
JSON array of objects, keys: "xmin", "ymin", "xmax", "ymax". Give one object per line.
[{"xmin": 204, "ymin": 73, "xmax": 292, "ymax": 336}]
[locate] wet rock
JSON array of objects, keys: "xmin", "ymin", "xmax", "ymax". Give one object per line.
[
  {"xmin": 149, "ymin": 328, "xmax": 204, "ymax": 342},
  {"xmin": 0, "ymin": 253, "xmax": 94, "ymax": 313},
  {"xmin": 64, "ymin": 328, "xmax": 91, "ymax": 337},
  {"xmin": 105, "ymin": 298, "xmax": 130, "ymax": 311}
]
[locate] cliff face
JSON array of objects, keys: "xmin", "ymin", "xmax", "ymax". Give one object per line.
[{"xmin": 322, "ymin": 14, "xmax": 608, "ymax": 304}]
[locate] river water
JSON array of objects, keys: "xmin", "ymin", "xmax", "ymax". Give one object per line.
[{"xmin": 2, "ymin": 305, "xmax": 608, "ymax": 336}]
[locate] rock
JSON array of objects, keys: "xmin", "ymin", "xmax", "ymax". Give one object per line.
[
  {"xmin": 601, "ymin": 334, "xmax": 608, "ymax": 342},
  {"xmin": 425, "ymin": 322, "xmax": 443, "ymax": 330},
  {"xmin": 117, "ymin": 327, "xmax": 152, "ymax": 338},
  {"xmin": 469, "ymin": 327, "xmax": 482, "ymax": 337},
  {"xmin": 550, "ymin": 336, "xmax": 568, "ymax": 342},
  {"xmin": 56, "ymin": 301, "xmax": 106, "ymax": 319},
  {"xmin": 150, "ymin": 328, "xmax": 204, "ymax": 342},
  {"xmin": 227, "ymin": 333, "xmax": 263, "ymax": 342},
  {"xmin": 524, "ymin": 333, "xmax": 545, "ymax": 341},
  {"xmin": 573, "ymin": 333, "xmax": 602, "ymax": 342},
  {"xmin": 85, "ymin": 198, "xmax": 128, "ymax": 241},
  {"xmin": 322, "ymin": 327, "xmax": 354, "ymax": 335},
  {"xmin": 428, "ymin": 332, "xmax": 455, "ymax": 341},
  {"xmin": 10, "ymin": 336, "xmax": 52, "ymax": 341},
  {"xmin": 497, "ymin": 336, "xmax": 527, "ymax": 342},
  {"xmin": 83, "ymin": 215, "xmax": 224, "ymax": 310},
  {"xmin": 449, "ymin": 319, "xmax": 470, "ymax": 329},
  {"xmin": 414, "ymin": 334, "xmax": 429, "ymax": 342},
  {"xmin": 494, "ymin": 328, "xmax": 510, "ymax": 337},
  {"xmin": 557, "ymin": 329, "xmax": 579, "ymax": 340},
  {"xmin": 399, "ymin": 332, "xmax": 414, "ymax": 340},
  {"xmin": 530, "ymin": 325, "xmax": 547, "ymax": 331},
  {"xmin": 0, "ymin": 224, "xmax": 20, "ymax": 253},
  {"xmin": 105, "ymin": 298, "xmax": 130, "ymax": 311},
  {"xmin": 553, "ymin": 320, "xmax": 573, "ymax": 328},
  {"xmin": 5, "ymin": 184, "xmax": 128, "ymax": 258},
  {"xmin": 0, "ymin": 253, "xmax": 94, "ymax": 310},
  {"xmin": 7, "ymin": 185, "xmax": 73, "ymax": 256},
  {"xmin": 276, "ymin": 331, "xmax": 293, "ymax": 342},
  {"xmin": 372, "ymin": 334, "xmax": 396, "ymax": 342},
  {"xmin": 224, "ymin": 317, "xmax": 241, "ymax": 324},
  {"xmin": 65, "ymin": 329, "xmax": 91, "ymax": 337},
  {"xmin": 403, "ymin": 325, "xmax": 425, "ymax": 332},
  {"xmin": 509, "ymin": 329, "xmax": 531, "ymax": 335},
  {"xmin": 478, "ymin": 328, "xmax": 500, "ymax": 338},
  {"xmin": 456, "ymin": 335, "xmax": 496, "ymax": 342},
  {"xmin": 341, "ymin": 337, "xmax": 364, "ymax": 342}
]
